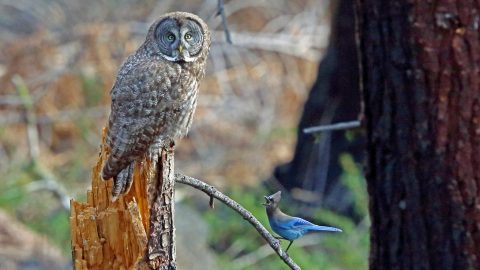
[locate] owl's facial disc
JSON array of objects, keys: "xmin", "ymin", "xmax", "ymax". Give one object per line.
[
  {"xmin": 178, "ymin": 19, "xmax": 204, "ymax": 62},
  {"xmin": 175, "ymin": 28, "xmax": 194, "ymax": 62},
  {"xmin": 155, "ymin": 17, "xmax": 204, "ymax": 62},
  {"xmin": 155, "ymin": 18, "xmax": 181, "ymax": 61}
]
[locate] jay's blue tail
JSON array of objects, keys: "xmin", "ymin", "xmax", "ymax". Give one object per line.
[{"xmin": 308, "ymin": 224, "xmax": 343, "ymax": 233}]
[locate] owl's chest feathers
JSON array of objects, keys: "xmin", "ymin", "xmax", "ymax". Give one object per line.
[
  {"xmin": 146, "ymin": 60, "xmax": 201, "ymax": 139},
  {"xmin": 148, "ymin": 59, "xmax": 200, "ymax": 101}
]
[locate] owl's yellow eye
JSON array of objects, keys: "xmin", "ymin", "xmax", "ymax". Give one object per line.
[
  {"xmin": 167, "ymin": 34, "xmax": 175, "ymax": 41},
  {"xmin": 185, "ymin": 33, "xmax": 192, "ymax": 40}
]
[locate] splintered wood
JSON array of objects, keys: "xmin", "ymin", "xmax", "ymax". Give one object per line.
[{"xmin": 70, "ymin": 129, "xmax": 175, "ymax": 269}]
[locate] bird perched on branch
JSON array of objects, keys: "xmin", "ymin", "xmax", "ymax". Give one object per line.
[
  {"xmin": 101, "ymin": 12, "xmax": 211, "ymax": 200},
  {"xmin": 263, "ymin": 191, "xmax": 342, "ymax": 252}
]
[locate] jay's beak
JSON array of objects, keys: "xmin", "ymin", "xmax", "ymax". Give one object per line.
[{"xmin": 262, "ymin": 196, "xmax": 269, "ymax": 206}]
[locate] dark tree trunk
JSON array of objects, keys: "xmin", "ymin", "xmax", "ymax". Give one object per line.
[
  {"xmin": 356, "ymin": 0, "xmax": 480, "ymax": 269},
  {"xmin": 273, "ymin": 0, "xmax": 363, "ymax": 215}
]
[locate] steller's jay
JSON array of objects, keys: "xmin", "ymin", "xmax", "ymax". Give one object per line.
[{"xmin": 263, "ymin": 191, "xmax": 342, "ymax": 252}]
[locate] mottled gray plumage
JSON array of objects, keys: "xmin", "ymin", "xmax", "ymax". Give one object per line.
[{"xmin": 101, "ymin": 12, "xmax": 211, "ymax": 200}]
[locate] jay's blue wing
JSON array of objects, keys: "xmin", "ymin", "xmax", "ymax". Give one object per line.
[{"xmin": 290, "ymin": 217, "xmax": 342, "ymax": 232}]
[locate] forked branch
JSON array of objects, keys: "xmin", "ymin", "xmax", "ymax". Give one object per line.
[{"xmin": 174, "ymin": 173, "xmax": 301, "ymax": 270}]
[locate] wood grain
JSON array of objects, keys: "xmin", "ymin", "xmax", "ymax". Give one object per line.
[{"xmin": 70, "ymin": 128, "xmax": 176, "ymax": 269}]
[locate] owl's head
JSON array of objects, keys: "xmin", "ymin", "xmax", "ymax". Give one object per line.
[{"xmin": 147, "ymin": 12, "xmax": 210, "ymax": 63}]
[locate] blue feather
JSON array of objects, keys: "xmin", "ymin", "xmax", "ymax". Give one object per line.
[
  {"xmin": 269, "ymin": 216, "xmax": 342, "ymax": 241},
  {"xmin": 263, "ymin": 191, "xmax": 342, "ymax": 251}
]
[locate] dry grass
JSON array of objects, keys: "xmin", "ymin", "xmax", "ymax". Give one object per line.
[{"xmin": 0, "ymin": 1, "xmax": 332, "ymax": 248}]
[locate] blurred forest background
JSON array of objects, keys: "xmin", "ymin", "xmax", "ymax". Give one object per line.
[{"xmin": 0, "ymin": 0, "xmax": 368, "ymax": 269}]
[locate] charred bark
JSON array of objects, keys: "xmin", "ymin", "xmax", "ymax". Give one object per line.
[
  {"xmin": 147, "ymin": 145, "xmax": 176, "ymax": 270},
  {"xmin": 273, "ymin": 0, "xmax": 363, "ymax": 216},
  {"xmin": 356, "ymin": 0, "xmax": 480, "ymax": 269}
]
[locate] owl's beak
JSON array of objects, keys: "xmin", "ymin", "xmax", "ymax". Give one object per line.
[{"xmin": 178, "ymin": 45, "xmax": 184, "ymax": 54}]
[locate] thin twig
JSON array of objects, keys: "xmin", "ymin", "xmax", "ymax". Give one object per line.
[
  {"xmin": 0, "ymin": 95, "xmax": 24, "ymax": 106},
  {"xmin": 212, "ymin": 31, "xmax": 325, "ymax": 59},
  {"xmin": 217, "ymin": 0, "xmax": 232, "ymax": 44},
  {"xmin": 12, "ymin": 75, "xmax": 72, "ymax": 212},
  {"xmin": 128, "ymin": 21, "xmax": 325, "ymax": 59},
  {"xmin": 25, "ymin": 178, "xmax": 71, "ymax": 211},
  {"xmin": 209, "ymin": 195, "xmax": 215, "ymax": 209},
  {"xmin": 175, "ymin": 173, "xmax": 301, "ymax": 270},
  {"xmin": 13, "ymin": 75, "xmax": 39, "ymax": 160},
  {"xmin": 0, "ymin": 106, "xmax": 108, "ymax": 126},
  {"xmin": 303, "ymin": 120, "xmax": 361, "ymax": 134}
]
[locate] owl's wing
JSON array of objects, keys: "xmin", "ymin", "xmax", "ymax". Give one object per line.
[{"xmin": 102, "ymin": 58, "xmax": 169, "ymax": 181}]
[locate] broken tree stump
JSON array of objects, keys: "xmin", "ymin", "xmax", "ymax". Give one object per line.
[{"xmin": 70, "ymin": 129, "xmax": 176, "ymax": 269}]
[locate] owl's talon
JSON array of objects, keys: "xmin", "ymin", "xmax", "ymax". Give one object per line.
[
  {"xmin": 111, "ymin": 178, "xmax": 123, "ymax": 202},
  {"xmin": 111, "ymin": 194, "xmax": 119, "ymax": 202},
  {"xmin": 110, "ymin": 162, "xmax": 135, "ymax": 201},
  {"xmin": 121, "ymin": 163, "xmax": 135, "ymax": 194}
]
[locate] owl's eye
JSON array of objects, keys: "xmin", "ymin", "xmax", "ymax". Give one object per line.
[
  {"xmin": 167, "ymin": 33, "xmax": 175, "ymax": 42},
  {"xmin": 184, "ymin": 32, "xmax": 192, "ymax": 40}
]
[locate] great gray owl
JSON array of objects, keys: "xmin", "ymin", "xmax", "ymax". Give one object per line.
[{"xmin": 101, "ymin": 12, "xmax": 211, "ymax": 200}]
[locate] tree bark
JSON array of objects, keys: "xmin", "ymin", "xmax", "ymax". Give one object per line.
[
  {"xmin": 147, "ymin": 145, "xmax": 176, "ymax": 270},
  {"xmin": 273, "ymin": 0, "xmax": 363, "ymax": 216},
  {"xmin": 70, "ymin": 129, "xmax": 176, "ymax": 269},
  {"xmin": 356, "ymin": 0, "xmax": 480, "ymax": 269}
]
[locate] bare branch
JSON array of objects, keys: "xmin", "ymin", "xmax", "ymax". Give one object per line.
[
  {"xmin": 303, "ymin": 120, "xmax": 361, "ymax": 134},
  {"xmin": 216, "ymin": 0, "xmax": 232, "ymax": 44},
  {"xmin": 0, "ymin": 106, "xmax": 108, "ymax": 126},
  {"xmin": 128, "ymin": 21, "xmax": 326, "ymax": 59},
  {"xmin": 0, "ymin": 95, "xmax": 24, "ymax": 106},
  {"xmin": 25, "ymin": 178, "xmax": 71, "ymax": 211},
  {"xmin": 175, "ymin": 173, "xmax": 301, "ymax": 270},
  {"xmin": 212, "ymin": 31, "xmax": 325, "ymax": 59},
  {"xmin": 13, "ymin": 75, "xmax": 39, "ymax": 160}
]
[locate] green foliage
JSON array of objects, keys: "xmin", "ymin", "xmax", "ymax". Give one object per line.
[
  {"xmin": 29, "ymin": 208, "xmax": 71, "ymax": 249},
  {"xmin": 0, "ymin": 160, "xmax": 72, "ymax": 253},
  {"xmin": 0, "ymin": 75, "xmax": 101, "ymax": 254},
  {"xmin": 339, "ymin": 153, "xmax": 368, "ymax": 216},
  {"xmin": 202, "ymin": 153, "xmax": 369, "ymax": 270},
  {"xmin": 80, "ymin": 71, "xmax": 104, "ymax": 107}
]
